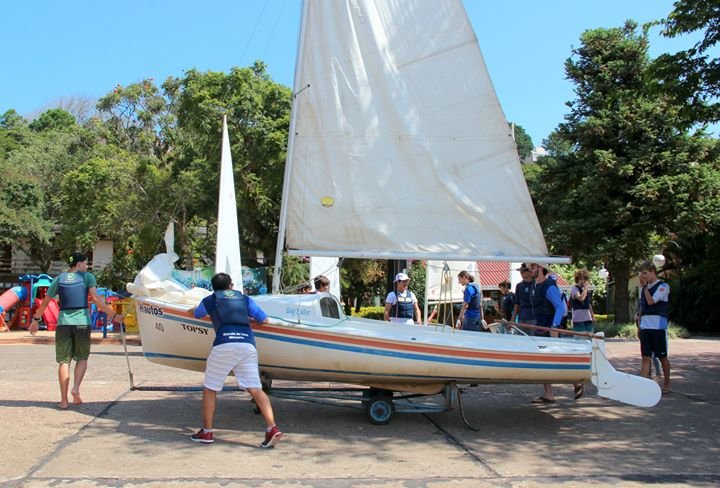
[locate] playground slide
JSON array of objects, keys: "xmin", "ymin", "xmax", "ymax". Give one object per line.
[
  {"xmin": 0, "ymin": 286, "xmax": 27, "ymax": 315},
  {"xmin": 35, "ymin": 297, "xmax": 59, "ymax": 330}
]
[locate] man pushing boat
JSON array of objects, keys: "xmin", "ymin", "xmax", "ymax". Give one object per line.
[{"xmin": 190, "ymin": 272, "xmax": 283, "ymax": 447}]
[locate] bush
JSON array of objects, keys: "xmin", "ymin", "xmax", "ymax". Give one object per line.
[
  {"xmin": 352, "ymin": 306, "xmax": 385, "ymax": 320},
  {"xmin": 592, "ymin": 320, "xmax": 690, "ymax": 339}
]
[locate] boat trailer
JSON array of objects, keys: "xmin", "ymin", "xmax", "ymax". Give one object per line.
[{"xmin": 257, "ymin": 380, "xmax": 481, "ymax": 429}]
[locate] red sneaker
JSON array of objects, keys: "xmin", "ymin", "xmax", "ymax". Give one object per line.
[
  {"xmin": 260, "ymin": 425, "xmax": 283, "ymax": 448},
  {"xmin": 190, "ymin": 429, "xmax": 214, "ymax": 444}
]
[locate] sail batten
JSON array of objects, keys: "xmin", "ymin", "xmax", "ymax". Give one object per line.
[{"xmin": 281, "ymin": 0, "xmax": 550, "ymax": 262}]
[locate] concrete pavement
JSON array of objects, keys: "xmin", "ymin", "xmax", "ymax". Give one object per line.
[{"xmin": 1, "ymin": 337, "xmax": 719, "ymax": 487}]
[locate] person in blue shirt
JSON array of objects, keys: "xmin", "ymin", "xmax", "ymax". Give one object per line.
[
  {"xmin": 189, "ymin": 272, "xmax": 283, "ymax": 448},
  {"xmin": 529, "ymin": 263, "xmax": 567, "ymax": 404},
  {"xmin": 457, "ymin": 270, "xmax": 487, "ymax": 331}
]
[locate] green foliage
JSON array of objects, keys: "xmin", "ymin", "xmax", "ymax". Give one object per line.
[
  {"xmin": 340, "ymin": 259, "xmax": 386, "ymax": 312},
  {"xmin": 653, "ymin": 0, "xmax": 720, "ymax": 124},
  {"xmin": 511, "ymin": 123, "xmax": 534, "ymax": 161},
  {"xmin": 0, "ymin": 128, "xmax": 83, "ymax": 270},
  {"xmin": 408, "ymin": 261, "xmax": 426, "ymax": 310},
  {"xmin": 276, "ymin": 254, "xmax": 309, "ymax": 292},
  {"xmin": 0, "ymin": 110, "xmax": 28, "ymax": 160},
  {"xmin": 528, "ymin": 21, "xmax": 720, "ymax": 324},
  {"xmin": 29, "ymin": 109, "xmax": 76, "ymax": 132},
  {"xmin": 351, "ymin": 306, "xmax": 385, "ymax": 320},
  {"xmin": 167, "ymin": 64, "xmax": 292, "ymax": 262},
  {"xmin": 663, "ymin": 229, "xmax": 720, "ymax": 333},
  {"xmin": 589, "ymin": 319, "xmax": 689, "ymax": 339}
]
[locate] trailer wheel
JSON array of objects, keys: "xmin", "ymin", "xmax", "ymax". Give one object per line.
[{"xmin": 365, "ymin": 397, "xmax": 395, "ymax": 425}]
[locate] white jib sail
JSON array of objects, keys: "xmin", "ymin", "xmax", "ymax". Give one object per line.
[
  {"xmin": 280, "ymin": 0, "xmax": 549, "ymax": 262},
  {"xmin": 215, "ymin": 115, "xmax": 243, "ymax": 293}
]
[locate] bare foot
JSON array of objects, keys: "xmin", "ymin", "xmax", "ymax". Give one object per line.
[
  {"xmin": 58, "ymin": 402, "xmax": 69, "ymax": 410},
  {"xmin": 71, "ymin": 389, "xmax": 83, "ymax": 405}
]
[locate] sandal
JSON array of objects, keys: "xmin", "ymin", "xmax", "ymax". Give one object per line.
[
  {"xmin": 531, "ymin": 396, "xmax": 555, "ymax": 404},
  {"xmin": 574, "ymin": 384, "xmax": 584, "ymax": 400}
]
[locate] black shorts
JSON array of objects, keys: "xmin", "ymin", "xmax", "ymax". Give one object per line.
[{"xmin": 639, "ymin": 329, "xmax": 668, "ymax": 358}]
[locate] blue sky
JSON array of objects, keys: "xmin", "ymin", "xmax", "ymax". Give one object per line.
[{"xmin": 2, "ymin": 0, "xmax": 695, "ymax": 146}]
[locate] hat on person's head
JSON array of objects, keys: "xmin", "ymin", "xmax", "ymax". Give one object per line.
[
  {"xmin": 68, "ymin": 252, "xmax": 88, "ymax": 265},
  {"xmin": 515, "ymin": 263, "xmax": 529, "ymax": 272},
  {"xmin": 394, "ymin": 272, "xmax": 410, "ymax": 282}
]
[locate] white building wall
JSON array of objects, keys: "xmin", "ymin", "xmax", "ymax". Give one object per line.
[{"xmin": 92, "ymin": 240, "xmax": 114, "ymax": 270}]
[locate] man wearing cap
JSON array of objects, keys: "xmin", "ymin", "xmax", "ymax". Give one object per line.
[
  {"xmin": 29, "ymin": 252, "xmax": 121, "ymax": 409},
  {"xmin": 384, "ymin": 272, "xmax": 422, "ymax": 325},
  {"xmin": 512, "ymin": 264, "xmax": 536, "ymax": 325}
]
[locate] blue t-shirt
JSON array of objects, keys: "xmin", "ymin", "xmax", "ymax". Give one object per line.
[
  {"xmin": 195, "ymin": 293, "xmax": 267, "ymax": 347},
  {"xmin": 463, "ymin": 283, "xmax": 481, "ymax": 318},
  {"xmin": 544, "ymin": 283, "xmax": 567, "ymax": 327}
]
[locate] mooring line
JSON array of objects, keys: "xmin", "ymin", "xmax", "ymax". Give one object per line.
[{"xmin": 423, "ymin": 412, "xmax": 501, "ymax": 477}]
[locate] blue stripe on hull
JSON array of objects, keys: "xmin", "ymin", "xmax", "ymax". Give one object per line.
[{"xmin": 254, "ymin": 331, "xmax": 590, "ymax": 371}]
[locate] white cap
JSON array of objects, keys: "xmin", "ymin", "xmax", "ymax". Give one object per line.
[{"xmin": 394, "ymin": 272, "xmax": 410, "ymax": 282}]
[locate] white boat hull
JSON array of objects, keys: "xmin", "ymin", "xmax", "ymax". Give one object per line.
[
  {"xmin": 134, "ymin": 293, "xmax": 660, "ymax": 407},
  {"xmin": 136, "ymin": 294, "xmax": 594, "ymax": 384}
]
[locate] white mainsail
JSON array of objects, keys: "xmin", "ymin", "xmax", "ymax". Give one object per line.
[
  {"xmin": 215, "ymin": 115, "xmax": 243, "ymax": 292},
  {"xmin": 277, "ymin": 0, "xmax": 551, "ymax": 265}
]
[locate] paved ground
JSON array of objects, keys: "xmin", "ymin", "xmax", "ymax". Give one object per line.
[{"xmin": 1, "ymin": 332, "xmax": 718, "ymax": 487}]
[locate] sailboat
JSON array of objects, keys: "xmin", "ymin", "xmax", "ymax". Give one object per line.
[{"xmin": 130, "ymin": 0, "xmax": 661, "ymax": 422}]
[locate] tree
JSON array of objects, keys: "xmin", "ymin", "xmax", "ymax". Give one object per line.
[
  {"xmin": 528, "ymin": 21, "xmax": 720, "ymax": 324},
  {"xmin": 28, "ymin": 108, "xmax": 76, "ymax": 132},
  {"xmin": 340, "ymin": 259, "xmax": 386, "ymax": 314},
  {"xmin": 0, "ymin": 110, "xmax": 29, "ymax": 160},
  {"xmin": 653, "ymin": 0, "xmax": 720, "ymax": 124},
  {"xmin": 166, "ymin": 63, "xmax": 292, "ymax": 266},
  {"xmin": 0, "ymin": 128, "xmax": 81, "ymax": 270},
  {"xmin": 511, "ymin": 123, "xmax": 534, "ymax": 161}
]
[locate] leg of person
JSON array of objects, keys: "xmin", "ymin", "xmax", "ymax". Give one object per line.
[
  {"xmin": 55, "ymin": 326, "xmax": 73, "ymax": 409},
  {"xmin": 638, "ymin": 329, "xmax": 653, "ymax": 378},
  {"xmin": 71, "ymin": 326, "xmax": 91, "ymax": 405},
  {"xmin": 247, "ymin": 388, "xmax": 276, "ymax": 428},
  {"xmin": 190, "ymin": 388, "xmax": 217, "ymax": 444},
  {"xmin": 231, "ymin": 344, "xmax": 283, "ymax": 448},
  {"xmin": 248, "ymin": 389, "xmax": 283, "ymax": 448},
  {"xmin": 190, "ymin": 344, "xmax": 236, "ymax": 444},
  {"xmin": 660, "ymin": 357, "xmax": 671, "ymax": 393},
  {"xmin": 71, "ymin": 361, "xmax": 88, "ymax": 405},
  {"xmin": 57, "ymin": 363, "xmax": 70, "ymax": 409},
  {"xmin": 653, "ymin": 329, "xmax": 671, "ymax": 393},
  {"xmin": 201, "ymin": 388, "xmax": 217, "ymax": 430},
  {"xmin": 650, "ymin": 353, "xmax": 661, "ymax": 377},
  {"xmin": 544, "ymin": 384, "xmax": 554, "ymax": 401}
]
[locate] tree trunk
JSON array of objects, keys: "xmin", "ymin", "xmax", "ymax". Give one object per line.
[{"xmin": 612, "ymin": 266, "xmax": 631, "ymax": 324}]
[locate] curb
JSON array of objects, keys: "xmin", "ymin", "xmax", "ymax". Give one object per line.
[{"xmin": 0, "ymin": 333, "xmax": 141, "ymax": 346}]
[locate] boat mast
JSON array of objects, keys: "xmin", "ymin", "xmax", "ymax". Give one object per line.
[{"xmin": 272, "ymin": 0, "xmax": 310, "ymax": 294}]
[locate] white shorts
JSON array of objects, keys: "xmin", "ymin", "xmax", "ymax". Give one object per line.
[{"xmin": 203, "ymin": 342, "xmax": 262, "ymax": 391}]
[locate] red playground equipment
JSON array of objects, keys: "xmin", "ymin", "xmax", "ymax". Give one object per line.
[{"xmin": 0, "ymin": 274, "xmax": 56, "ymax": 331}]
